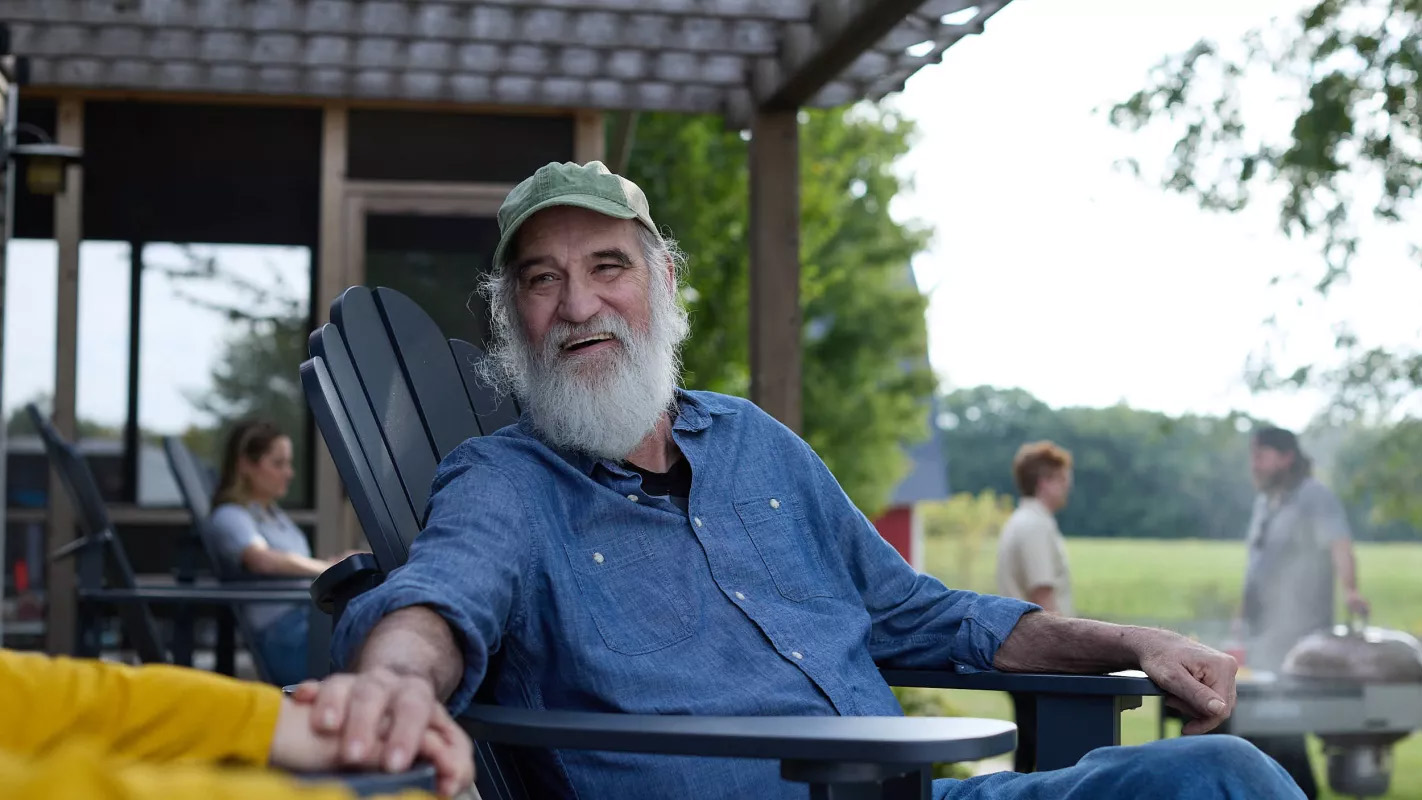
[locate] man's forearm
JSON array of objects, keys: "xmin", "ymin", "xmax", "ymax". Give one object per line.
[
  {"xmin": 352, "ymin": 606, "xmax": 464, "ymax": 701},
  {"xmin": 993, "ymin": 610, "xmax": 1146, "ymax": 673},
  {"xmin": 1332, "ymin": 540, "xmax": 1358, "ymax": 592}
]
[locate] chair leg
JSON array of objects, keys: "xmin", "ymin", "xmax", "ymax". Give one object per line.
[
  {"xmin": 216, "ymin": 613, "xmax": 236, "ymax": 675},
  {"xmin": 808, "ymin": 782, "xmax": 885, "ymax": 800},
  {"xmin": 1009, "ymin": 692, "xmax": 1037, "ymax": 773},
  {"xmin": 1032, "ymin": 694, "xmax": 1136, "ymax": 771},
  {"xmin": 881, "ymin": 765, "xmax": 931, "ymax": 800}
]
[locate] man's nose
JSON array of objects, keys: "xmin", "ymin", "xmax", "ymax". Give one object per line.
[{"xmin": 557, "ymin": 276, "xmax": 601, "ymax": 324}]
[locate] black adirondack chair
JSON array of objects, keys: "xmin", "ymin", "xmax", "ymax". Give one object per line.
[
  {"xmin": 27, "ymin": 405, "xmax": 313, "ymax": 664},
  {"xmin": 28, "ymin": 407, "xmax": 438, "ymax": 794},
  {"xmin": 163, "ymin": 436, "xmax": 328, "ymax": 684},
  {"xmin": 301, "ymin": 287, "xmax": 1161, "ymax": 799}
]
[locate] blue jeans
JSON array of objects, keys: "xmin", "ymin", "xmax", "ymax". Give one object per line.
[
  {"xmin": 252, "ymin": 605, "xmax": 312, "ymax": 687},
  {"xmin": 934, "ymin": 736, "xmax": 1305, "ymax": 799}
]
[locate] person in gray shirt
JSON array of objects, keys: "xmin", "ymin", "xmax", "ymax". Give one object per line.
[
  {"xmin": 1236, "ymin": 425, "xmax": 1369, "ymax": 798},
  {"xmin": 208, "ymin": 420, "xmax": 347, "ymax": 685}
]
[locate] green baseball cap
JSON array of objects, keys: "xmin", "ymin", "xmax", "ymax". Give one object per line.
[{"xmin": 493, "ymin": 160, "xmax": 660, "ymax": 270}]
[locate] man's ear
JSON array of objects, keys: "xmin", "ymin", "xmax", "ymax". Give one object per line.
[{"xmin": 662, "ymin": 253, "xmax": 677, "ymax": 296}]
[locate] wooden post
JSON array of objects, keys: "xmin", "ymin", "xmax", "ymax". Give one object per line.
[
  {"xmin": 574, "ymin": 110, "xmax": 605, "ymax": 165},
  {"xmin": 46, "ymin": 96, "xmax": 83, "ymax": 655},
  {"xmin": 748, "ymin": 110, "xmax": 802, "ymax": 432},
  {"xmin": 314, "ymin": 105, "xmax": 353, "ymax": 557}
]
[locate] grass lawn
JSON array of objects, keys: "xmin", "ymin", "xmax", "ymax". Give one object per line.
[{"xmin": 918, "ymin": 537, "xmax": 1422, "ymax": 798}]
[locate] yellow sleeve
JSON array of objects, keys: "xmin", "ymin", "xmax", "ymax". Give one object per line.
[
  {"xmin": 0, "ymin": 648, "xmax": 280, "ymax": 765},
  {"xmin": 0, "ymin": 743, "xmax": 432, "ymax": 800}
]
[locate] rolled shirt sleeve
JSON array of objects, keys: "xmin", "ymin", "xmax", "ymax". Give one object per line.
[
  {"xmin": 331, "ymin": 446, "xmax": 532, "ymax": 714},
  {"xmin": 790, "ymin": 435, "xmax": 1037, "ymax": 673}
]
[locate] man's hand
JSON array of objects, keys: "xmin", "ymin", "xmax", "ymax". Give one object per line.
[
  {"xmin": 282, "ymin": 670, "xmax": 474, "ymax": 798},
  {"xmin": 1131, "ymin": 629, "xmax": 1238, "ymax": 735},
  {"xmin": 1346, "ymin": 589, "xmax": 1371, "ymax": 618}
]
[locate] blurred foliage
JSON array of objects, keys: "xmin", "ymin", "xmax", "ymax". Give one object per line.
[
  {"xmin": 149, "ymin": 247, "xmax": 313, "ymax": 507},
  {"xmin": 938, "ymin": 385, "xmax": 1420, "ymax": 541},
  {"xmin": 938, "ymin": 386, "xmax": 1263, "ymax": 540},
  {"xmin": 625, "ymin": 108, "xmax": 935, "ymax": 516},
  {"xmin": 1108, "ymin": 0, "xmax": 1420, "ymax": 287},
  {"xmin": 1108, "ymin": 0, "xmax": 1422, "ymax": 528},
  {"xmin": 920, "ymin": 490, "xmax": 1015, "ymax": 589}
]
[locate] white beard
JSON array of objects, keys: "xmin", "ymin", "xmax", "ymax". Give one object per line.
[{"xmin": 498, "ymin": 280, "xmax": 688, "ymax": 461}]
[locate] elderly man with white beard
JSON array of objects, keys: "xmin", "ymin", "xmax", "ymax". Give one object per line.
[{"xmin": 315, "ymin": 161, "xmax": 1304, "ymax": 800}]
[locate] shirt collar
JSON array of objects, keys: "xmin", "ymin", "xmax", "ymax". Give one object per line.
[
  {"xmin": 526, "ymin": 389, "xmax": 734, "ymax": 477},
  {"xmin": 1020, "ymin": 497, "xmax": 1052, "ymax": 516}
]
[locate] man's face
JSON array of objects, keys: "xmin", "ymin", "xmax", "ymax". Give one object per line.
[
  {"xmin": 491, "ymin": 205, "xmax": 688, "ymax": 460},
  {"xmin": 1037, "ymin": 467, "xmax": 1073, "ymax": 512},
  {"xmin": 512, "ymin": 206, "xmax": 658, "ymax": 371},
  {"xmin": 1251, "ymin": 443, "xmax": 1293, "ymax": 490}
]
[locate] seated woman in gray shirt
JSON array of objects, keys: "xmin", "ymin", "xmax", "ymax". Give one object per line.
[{"xmin": 208, "ymin": 419, "xmax": 342, "ymax": 686}]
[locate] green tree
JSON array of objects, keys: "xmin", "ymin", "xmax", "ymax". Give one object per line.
[
  {"xmin": 625, "ymin": 108, "xmax": 935, "ymax": 516},
  {"xmin": 919, "ymin": 490, "xmax": 1015, "ymax": 588},
  {"xmin": 1107, "ymin": 0, "xmax": 1421, "ymax": 526},
  {"xmin": 939, "ymin": 386, "xmax": 1260, "ymax": 540},
  {"xmin": 145, "ymin": 247, "xmax": 312, "ymax": 506},
  {"xmin": 1108, "ymin": 0, "xmax": 1420, "ymax": 290}
]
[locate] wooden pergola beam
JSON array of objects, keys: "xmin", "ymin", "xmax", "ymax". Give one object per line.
[{"xmin": 756, "ymin": 0, "xmax": 938, "ymax": 111}]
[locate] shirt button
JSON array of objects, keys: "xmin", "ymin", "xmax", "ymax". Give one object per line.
[
  {"xmin": 627, "ymin": 494, "xmax": 639, "ymax": 502},
  {"xmin": 791, "ymin": 651, "xmax": 804, "ymax": 660},
  {"xmin": 592, "ymin": 552, "xmax": 605, "ymax": 564},
  {"xmin": 693, "ymin": 517, "xmax": 703, "ymax": 527},
  {"xmin": 734, "ymin": 591, "xmax": 746, "ymax": 600},
  {"xmin": 769, "ymin": 498, "xmax": 781, "ymax": 509}
]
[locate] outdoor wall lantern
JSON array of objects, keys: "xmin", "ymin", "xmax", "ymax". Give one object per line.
[{"xmin": 5, "ymin": 140, "xmax": 83, "ymax": 196}]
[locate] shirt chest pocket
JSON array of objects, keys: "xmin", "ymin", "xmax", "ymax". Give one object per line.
[
  {"xmin": 734, "ymin": 496, "xmax": 834, "ymax": 602},
  {"xmin": 564, "ymin": 533, "xmax": 695, "ymax": 655}
]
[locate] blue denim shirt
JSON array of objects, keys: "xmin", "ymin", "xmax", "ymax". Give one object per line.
[{"xmin": 333, "ymin": 390, "xmax": 1034, "ymax": 798}]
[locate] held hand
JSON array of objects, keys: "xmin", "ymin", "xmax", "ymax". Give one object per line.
[
  {"xmin": 269, "ymin": 695, "xmax": 341, "ymax": 772},
  {"xmin": 1132, "ymin": 630, "xmax": 1238, "ymax": 735},
  {"xmin": 285, "ymin": 670, "xmax": 475, "ymax": 797}
]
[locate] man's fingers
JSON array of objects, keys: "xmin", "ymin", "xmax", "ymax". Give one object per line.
[
  {"xmin": 380, "ymin": 686, "xmax": 435, "ymax": 773},
  {"xmin": 1157, "ymin": 663, "xmax": 1227, "ymax": 721},
  {"xmin": 310, "ymin": 675, "xmax": 355, "ymax": 734},
  {"xmin": 342, "ymin": 678, "xmax": 393, "ymax": 766},
  {"xmin": 419, "ymin": 726, "xmax": 475, "ymax": 798},
  {"xmin": 1182, "ymin": 714, "xmax": 1225, "ymax": 735},
  {"xmin": 289, "ymin": 680, "xmax": 323, "ymax": 704}
]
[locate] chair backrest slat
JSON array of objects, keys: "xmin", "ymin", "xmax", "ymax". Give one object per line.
[
  {"xmin": 27, "ymin": 405, "xmax": 168, "ymax": 664},
  {"xmin": 449, "ymin": 339, "xmax": 521, "ymax": 434},
  {"xmin": 375, "ymin": 287, "xmax": 484, "ymax": 453},
  {"xmin": 161, "ymin": 438, "xmax": 223, "ymax": 573},
  {"xmin": 331, "ymin": 287, "xmax": 442, "ymax": 522},
  {"xmin": 306, "ymin": 328, "xmax": 421, "ymax": 569}
]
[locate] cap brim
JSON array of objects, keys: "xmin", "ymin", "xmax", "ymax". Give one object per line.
[{"xmin": 493, "ymin": 193, "xmax": 643, "ymax": 270}]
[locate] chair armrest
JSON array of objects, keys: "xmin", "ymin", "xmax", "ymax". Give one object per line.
[
  {"xmin": 882, "ymin": 669, "xmax": 1161, "ymax": 696},
  {"xmin": 82, "ymin": 586, "xmax": 313, "ymax": 604},
  {"xmin": 291, "ymin": 764, "xmax": 437, "ymax": 797},
  {"xmin": 311, "ymin": 553, "xmax": 384, "ymax": 616},
  {"xmin": 459, "ymin": 704, "xmax": 1015, "ymax": 765}
]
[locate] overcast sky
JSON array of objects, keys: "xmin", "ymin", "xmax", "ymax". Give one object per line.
[
  {"xmin": 894, "ymin": 0, "xmax": 1422, "ymax": 430},
  {"xmin": 6, "ymin": 0, "xmax": 1420, "ymax": 435}
]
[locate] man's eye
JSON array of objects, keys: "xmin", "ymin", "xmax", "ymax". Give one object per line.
[
  {"xmin": 595, "ymin": 263, "xmax": 625, "ymax": 272},
  {"xmin": 529, "ymin": 273, "xmax": 556, "ymax": 284}
]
